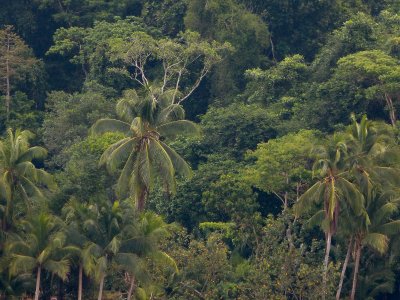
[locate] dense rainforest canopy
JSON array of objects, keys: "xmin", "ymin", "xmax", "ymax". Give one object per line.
[{"xmin": 1, "ymin": 0, "xmax": 400, "ymax": 299}]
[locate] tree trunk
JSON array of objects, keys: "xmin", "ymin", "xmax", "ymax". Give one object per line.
[
  {"xmin": 336, "ymin": 238, "xmax": 353, "ymax": 300},
  {"xmin": 136, "ymin": 187, "xmax": 148, "ymax": 211},
  {"xmin": 5, "ymin": 36, "xmax": 11, "ymax": 122},
  {"xmin": 78, "ymin": 263, "xmax": 83, "ymax": 300},
  {"xmin": 384, "ymin": 93, "xmax": 396, "ymax": 126},
  {"xmin": 322, "ymin": 229, "xmax": 332, "ymax": 300},
  {"xmin": 97, "ymin": 274, "xmax": 105, "ymax": 300},
  {"xmin": 34, "ymin": 266, "xmax": 41, "ymax": 300},
  {"xmin": 284, "ymin": 174, "xmax": 289, "ymax": 210},
  {"xmin": 127, "ymin": 274, "xmax": 136, "ymax": 300},
  {"xmin": 350, "ymin": 240, "xmax": 362, "ymax": 300},
  {"xmin": 58, "ymin": 277, "xmax": 64, "ymax": 299}
]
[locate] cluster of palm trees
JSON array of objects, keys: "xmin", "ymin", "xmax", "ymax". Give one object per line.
[
  {"xmin": 295, "ymin": 115, "xmax": 400, "ymax": 299},
  {"xmin": 0, "ymin": 87, "xmax": 198, "ymax": 299},
  {"xmin": 2, "ymin": 197, "xmax": 175, "ymax": 299}
]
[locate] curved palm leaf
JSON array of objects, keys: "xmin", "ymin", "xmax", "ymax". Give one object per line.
[
  {"xmin": 91, "ymin": 119, "xmax": 131, "ymax": 136},
  {"xmin": 158, "ymin": 120, "xmax": 200, "ymax": 140}
]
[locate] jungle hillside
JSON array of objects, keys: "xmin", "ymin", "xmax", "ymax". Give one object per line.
[{"xmin": 1, "ymin": 0, "xmax": 400, "ymax": 299}]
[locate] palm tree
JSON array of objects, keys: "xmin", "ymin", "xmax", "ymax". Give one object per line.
[
  {"xmin": 0, "ymin": 256, "xmax": 34, "ymax": 300},
  {"xmin": 91, "ymin": 89, "xmax": 199, "ymax": 210},
  {"xmin": 62, "ymin": 198, "xmax": 99, "ymax": 300},
  {"xmin": 346, "ymin": 115, "xmax": 400, "ymax": 196},
  {"xmin": 78, "ymin": 200, "xmax": 125, "ymax": 300},
  {"xmin": 334, "ymin": 115, "xmax": 400, "ymax": 299},
  {"xmin": 79, "ymin": 199, "xmax": 176, "ymax": 300},
  {"xmin": 348, "ymin": 190, "xmax": 400, "ymax": 300},
  {"xmin": 356, "ymin": 260, "xmax": 395, "ymax": 300},
  {"xmin": 5, "ymin": 213, "xmax": 73, "ymax": 300},
  {"xmin": 117, "ymin": 210, "xmax": 178, "ymax": 300},
  {"xmin": 0, "ymin": 129, "xmax": 55, "ymax": 229},
  {"xmin": 294, "ymin": 132, "xmax": 365, "ymax": 298}
]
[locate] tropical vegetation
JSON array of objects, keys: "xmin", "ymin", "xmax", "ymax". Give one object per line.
[{"xmin": 1, "ymin": 1, "xmax": 400, "ymax": 299}]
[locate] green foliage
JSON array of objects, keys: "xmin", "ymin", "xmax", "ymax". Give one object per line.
[
  {"xmin": 202, "ymin": 172, "xmax": 259, "ymax": 222},
  {"xmin": 166, "ymin": 232, "xmax": 235, "ymax": 299},
  {"xmin": 312, "ymin": 12, "xmax": 381, "ymax": 81},
  {"xmin": 185, "ymin": 0, "xmax": 269, "ymax": 99},
  {"xmin": 248, "ymin": 130, "xmax": 320, "ymax": 208},
  {"xmin": 142, "ymin": 0, "xmax": 187, "ymax": 36},
  {"xmin": 237, "ymin": 214, "xmax": 339, "ymax": 299},
  {"xmin": 42, "ymin": 90, "xmax": 115, "ymax": 168},
  {"xmin": 148, "ymin": 153, "xmax": 239, "ymax": 229},
  {"xmin": 52, "ymin": 133, "xmax": 123, "ymax": 211},
  {"xmin": 201, "ymin": 103, "xmax": 277, "ymax": 159},
  {"xmin": 0, "ymin": 92, "xmax": 42, "ymax": 134},
  {"xmin": 34, "ymin": 0, "xmax": 142, "ymax": 26},
  {"xmin": 0, "ymin": 26, "xmax": 44, "ymax": 129},
  {"xmin": 2, "ymin": 1, "xmax": 400, "ymax": 299},
  {"xmin": 240, "ymin": 0, "xmax": 355, "ymax": 60}
]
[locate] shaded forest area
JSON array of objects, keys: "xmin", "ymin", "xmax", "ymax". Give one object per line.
[{"xmin": 1, "ymin": 0, "xmax": 400, "ymax": 299}]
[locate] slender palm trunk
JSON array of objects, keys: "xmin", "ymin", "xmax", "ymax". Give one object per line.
[
  {"xmin": 98, "ymin": 274, "xmax": 105, "ymax": 300},
  {"xmin": 78, "ymin": 263, "xmax": 83, "ymax": 300},
  {"xmin": 350, "ymin": 240, "xmax": 362, "ymax": 300},
  {"xmin": 127, "ymin": 274, "xmax": 136, "ymax": 300},
  {"xmin": 336, "ymin": 238, "xmax": 353, "ymax": 300},
  {"xmin": 137, "ymin": 188, "xmax": 148, "ymax": 211},
  {"xmin": 322, "ymin": 229, "xmax": 332, "ymax": 300},
  {"xmin": 34, "ymin": 266, "xmax": 41, "ymax": 300},
  {"xmin": 5, "ymin": 35, "xmax": 11, "ymax": 122}
]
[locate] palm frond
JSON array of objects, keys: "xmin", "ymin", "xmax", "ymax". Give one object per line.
[
  {"xmin": 137, "ymin": 142, "xmax": 151, "ymax": 190},
  {"xmin": 148, "ymin": 139, "xmax": 175, "ymax": 193},
  {"xmin": 148, "ymin": 251, "xmax": 178, "ymax": 273},
  {"xmin": 116, "ymin": 89, "xmax": 140, "ymax": 122},
  {"xmin": 19, "ymin": 177, "xmax": 44, "ymax": 200},
  {"xmin": 157, "ymin": 104, "xmax": 185, "ymax": 123},
  {"xmin": 294, "ymin": 181, "xmax": 324, "ymax": 216},
  {"xmin": 9, "ymin": 255, "xmax": 36, "ymax": 276},
  {"xmin": 99, "ymin": 137, "xmax": 131, "ymax": 166},
  {"xmin": 105, "ymin": 139, "xmax": 137, "ymax": 173},
  {"xmin": 157, "ymin": 120, "xmax": 200, "ymax": 140},
  {"xmin": 305, "ymin": 210, "xmax": 325, "ymax": 229},
  {"xmin": 336, "ymin": 177, "xmax": 364, "ymax": 216},
  {"xmin": 362, "ymin": 233, "xmax": 388, "ymax": 254},
  {"xmin": 116, "ymin": 151, "xmax": 137, "ymax": 199},
  {"xmin": 373, "ymin": 202, "xmax": 398, "ymax": 226},
  {"xmin": 159, "ymin": 141, "xmax": 192, "ymax": 178},
  {"xmin": 91, "ymin": 119, "xmax": 131, "ymax": 136},
  {"xmin": 35, "ymin": 169, "xmax": 57, "ymax": 190},
  {"xmin": 106, "ymin": 236, "xmax": 121, "ymax": 255},
  {"xmin": 17, "ymin": 147, "xmax": 47, "ymax": 163},
  {"xmin": 43, "ymin": 258, "xmax": 70, "ymax": 281},
  {"xmin": 114, "ymin": 252, "xmax": 142, "ymax": 274},
  {"xmin": 375, "ymin": 220, "xmax": 400, "ymax": 236}
]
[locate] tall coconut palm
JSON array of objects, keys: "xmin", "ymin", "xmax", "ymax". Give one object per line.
[
  {"xmin": 91, "ymin": 89, "xmax": 199, "ymax": 210},
  {"xmin": 348, "ymin": 190, "xmax": 400, "ymax": 300},
  {"xmin": 346, "ymin": 115, "xmax": 400, "ymax": 197},
  {"xmin": 79, "ymin": 200, "xmax": 125, "ymax": 300},
  {"xmin": 0, "ymin": 129, "xmax": 55, "ymax": 229},
  {"xmin": 5, "ymin": 213, "xmax": 72, "ymax": 300},
  {"xmin": 62, "ymin": 198, "xmax": 99, "ymax": 300},
  {"xmin": 117, "ymin": 211, "xmax": 178, "ymax": 300},
  {"xmin": 333, "ymin": 115, "xmax": 400, "ymax": 299},
  {"xmin": 294, "ymin": 132, "xmax": 365, "ymax": 298}
]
